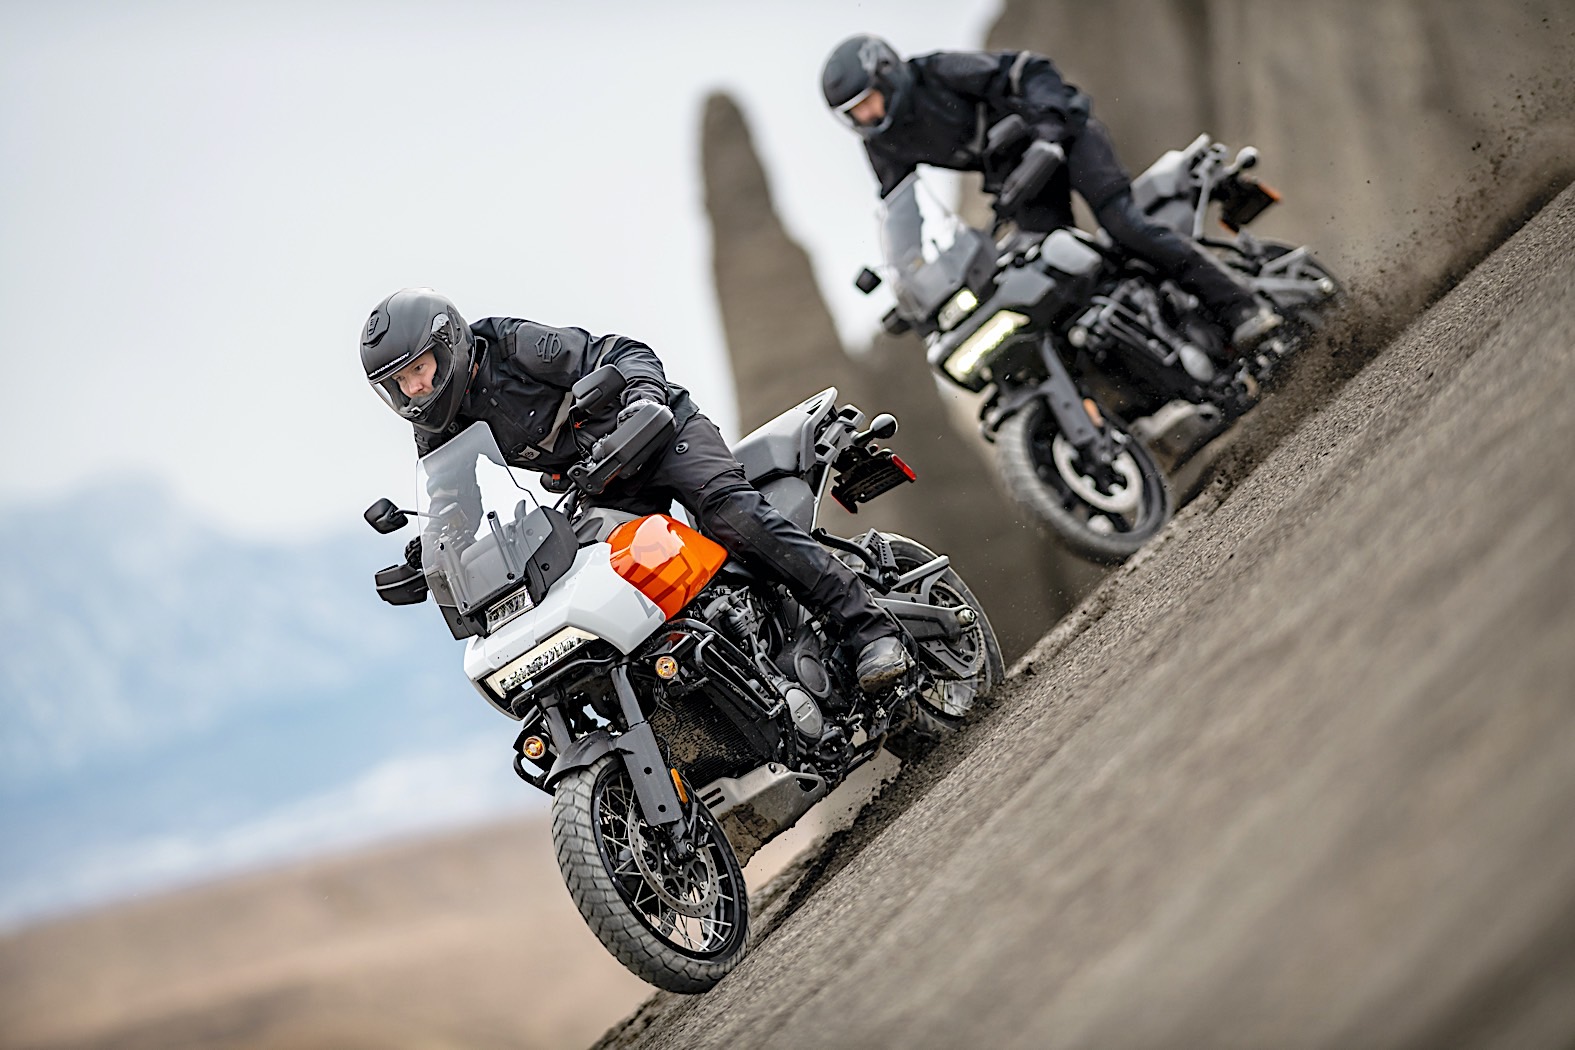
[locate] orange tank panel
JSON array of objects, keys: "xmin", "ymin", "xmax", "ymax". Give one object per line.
[{"xmin": 607, "ymin": 514, "xmax": 728, "ymax": 619}]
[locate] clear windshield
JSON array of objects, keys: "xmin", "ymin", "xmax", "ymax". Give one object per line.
[
  {"xmin": 877, "ymin": 173, "xmax": 992, "ymax": 322},
  {"xmin": 415, "ymin": 421, "xmax": 544, "ymax": 613}
]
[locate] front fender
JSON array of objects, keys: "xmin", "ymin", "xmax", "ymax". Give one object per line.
[
  {"xmin": 980, "ymin": 383, "xmax": 1045, "ymax": 438},
  {"xmin": 545, "ymin": 729, "xmax": 625, "ymax": 788},
  {"xmin": 542, "ymin": 716, "xmax": 685, "ymax": 830}
]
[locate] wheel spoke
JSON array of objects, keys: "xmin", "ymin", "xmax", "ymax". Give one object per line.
[{"xmin": 576, "ymin": 756, "xmax": 748, "ymax": 967}]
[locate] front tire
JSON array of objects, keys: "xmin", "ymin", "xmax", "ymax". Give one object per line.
[
  {"xmin": 551, "ymin": 754, "xmax": 748, "ymax": 993},
  {"xmin": 997, "ymin": 399, "xmax": 1173, "ymax": 564},
  {"xmin": 882, "ymin": 535, "xmax": 1005, "ymax": 759}
]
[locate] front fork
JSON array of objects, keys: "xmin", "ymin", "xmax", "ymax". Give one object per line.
[
  {"xmin": 544, "ymin": 663, "xmax": 693, "ymax": 853},
  {"xmin": 1033, "ymin": 334, "xmax": 1122, "ymax": 484},
  {"xmin": 608, "ymin": 665, "xmax": 690, "ymax": 845}
]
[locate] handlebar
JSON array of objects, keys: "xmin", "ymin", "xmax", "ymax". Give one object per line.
[{"xmin": 566, "ymin": 401, "xmax": 676, "ymax": 495}]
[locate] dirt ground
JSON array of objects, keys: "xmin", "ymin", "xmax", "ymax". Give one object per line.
[{"xmin": 593, "ymin": 185, "xmax": 1575, "ymax": 1049}]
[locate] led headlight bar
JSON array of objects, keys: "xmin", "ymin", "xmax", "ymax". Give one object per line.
[
  {"xmin": 942, "ymin": 310, "xmax": 1028, "ymax": 382},
  {"xmin": 485, "ymin": 588, "xmax": 536, "ymax": 632},
  {"xmin": 486, "ymin": 626, "xmax": 599, "ymax": 697}
]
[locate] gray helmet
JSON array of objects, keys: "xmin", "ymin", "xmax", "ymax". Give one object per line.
[
  {"xmin": 821, "ymin": 35, "xmax": 912, "ymax": 138},
  {"xmin": 360, "ymin": 288, "xmax": 474, "ymax": 434}
]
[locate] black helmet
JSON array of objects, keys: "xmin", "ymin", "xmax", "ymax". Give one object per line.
[
  {"xmin": 360, "ymin": 288, "xmax": 474, "ymax": 434},
  {"xmin": 821, "ymin": 35, "xmax": 912, "ymax": 138}
]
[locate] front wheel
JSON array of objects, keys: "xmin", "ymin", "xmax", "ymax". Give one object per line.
[
  {"xmin": 551, "ymin": 753, "xmax": 749, "ymax": 993},
  {"xmin": 882, "ymin": 535, "xmax": 1005, "ymax": 759},
  {"xmin": 997, "ymin": 399, "xmax": 1173, "ymax": 564}
]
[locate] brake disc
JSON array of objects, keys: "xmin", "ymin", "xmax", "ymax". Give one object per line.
[{"xmin": 626, "ymin": 804, "xmax": 720, "ymax": 917}]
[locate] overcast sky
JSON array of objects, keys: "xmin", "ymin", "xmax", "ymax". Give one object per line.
[{"xmin": 0, "ymin": 0, "xmax": 998, "ymax": 539}]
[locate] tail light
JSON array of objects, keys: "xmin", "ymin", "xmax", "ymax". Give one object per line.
[{"xmin": 608, "ymin": 514, "xmax": 727, "ymax": 618}]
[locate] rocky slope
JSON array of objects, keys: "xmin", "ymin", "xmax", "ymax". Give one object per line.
[{"xmin": 594, "ymin": 174, "xmax": 1575, "ymax": 1050}]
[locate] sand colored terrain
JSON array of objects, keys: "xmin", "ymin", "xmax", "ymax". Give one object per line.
[
  {"xmin": 0, "ymin": 819, "xmax": 651, "ymax": 1049},
  {"xmin": 597, "ymin": 176, "xmax": 1575, "ymax": 1050}
]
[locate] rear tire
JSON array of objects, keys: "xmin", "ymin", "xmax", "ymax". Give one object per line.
[
  {"xmin": 552, "ymin": 754, "xmax": 748, "ymax": 993},
  {"xmin": 997, "ymin": 399, "xmax": 1173, "ymax": 564},
  {"xmin": 882, "ymin": 535, "xmax": 1004, "ymax": 759}
]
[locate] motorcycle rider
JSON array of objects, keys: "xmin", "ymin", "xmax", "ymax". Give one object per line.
[
  {"xmin": 360, "ymin": 287, "xmax": 913, "ymax": 694},
  {"xmin": 822, "ymin": 35, "xmax": 1281, "ymax": 354}
]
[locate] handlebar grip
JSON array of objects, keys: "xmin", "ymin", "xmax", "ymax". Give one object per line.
[
  {"xmin": 567, "ymin": 402, "xmax": 676, "ymax": 496},
  {"xmin": 984, "ymin": 113, "xmax": 1029, "ymax": 157}
]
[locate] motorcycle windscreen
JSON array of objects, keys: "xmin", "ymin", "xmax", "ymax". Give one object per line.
[
  {"xmin": 878, "ymin": 173, "xmax": 992, "ymax": 322},
  {"xmin": 607, "ymin": 514, "xmax": 727, "ymax": 619},
  {"xmin": 414, "ymin": 420, "xmax": 571, "ymax": 615}
]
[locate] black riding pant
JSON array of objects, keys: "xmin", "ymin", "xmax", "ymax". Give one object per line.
[
  {"xmin": 592, "ymin": 413, "xmax": 897, "ymax": 650},
  {"xmin": 1019, "ymin": 116, "xmax": 1255, "ymax": 323}
]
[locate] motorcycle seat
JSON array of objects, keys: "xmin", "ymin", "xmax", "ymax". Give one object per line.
[{"xmin": 730, "ymin": 388, "xmax": 838, "ymax": 485}]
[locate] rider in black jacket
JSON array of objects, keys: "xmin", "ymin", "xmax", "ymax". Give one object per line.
[
  {"xmin": 360, "ymin": 287, "xmax": 912, "ymax": 693},
  {"xmin": 822, "ymin": 36, "xmax": 1281, "ymax": 353}
]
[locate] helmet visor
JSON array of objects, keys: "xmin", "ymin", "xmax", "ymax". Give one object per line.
[
  {"xmin": 833, "ymin": 86, "xmax": 878, "ymax": 128},
  {"xmin": 370, "ymin": 340, "xmax": 457, "ymax": 422}
]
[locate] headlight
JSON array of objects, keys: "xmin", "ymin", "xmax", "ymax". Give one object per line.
[
  {"xmin": 486, "ymin": 627, "xmax": 599, "ymax": 697},
  {"xmin": 936, "ymin": 288, "xmax": 979, "ymax": 332},
  {"xmin": 943, "ymin": 310, "xmax": 1028, "ymax": 382},
  {"xmin": 485, "ymin": 588, "xmax": 536, "ymax": 632}
]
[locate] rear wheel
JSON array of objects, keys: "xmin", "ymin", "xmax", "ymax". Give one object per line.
[
  {"xmin": 882, "ymin": 535, "xmax": 1004, "ymax": 759},
  {"xmin": 552, "ymin": 754, "xmax": 748, "ymax": 993},
  {"xmin": 997, "ymin": 399, "xmax": 1173, "ymax": 564}
]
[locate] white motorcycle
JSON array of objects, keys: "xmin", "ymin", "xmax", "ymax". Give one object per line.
[{"xmin": 365, "ymin": 371, "xmax": 1002, "ymax": 992}]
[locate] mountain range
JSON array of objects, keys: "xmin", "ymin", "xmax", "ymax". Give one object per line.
[{"xmin": 0, "ymin": 480, "xmax": 539, "ymax": 929}]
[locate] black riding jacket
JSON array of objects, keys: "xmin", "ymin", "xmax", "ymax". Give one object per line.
[
  {"xmin": 413, "ymin": 317, "xmax": 695, "ymax": 474},
  {"xmin": 865, "ymin": 49, "xmax": 1091, "ymax": 197}
]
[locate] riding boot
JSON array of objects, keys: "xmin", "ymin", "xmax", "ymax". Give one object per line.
[{"xmin": 1094, "ymin": 191, "xmax": 1278, "ymax": 355}]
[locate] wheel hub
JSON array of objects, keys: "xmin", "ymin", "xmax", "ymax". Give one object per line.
[
  {"xmin": 1051, "ymin": 434, "xmax": 1143, "ymax": 516},
  {"xmin": 627, "ymin": 805, "xmax": 720, "ymax": 917}
]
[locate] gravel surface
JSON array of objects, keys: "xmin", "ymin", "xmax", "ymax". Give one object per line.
[{"xmin": 596, "ymin": 184, "xmax": 1575, "ymax": 1050}]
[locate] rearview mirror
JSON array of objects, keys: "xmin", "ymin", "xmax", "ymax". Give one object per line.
[
  {"xmin": 867, "ymin": 414, "xmax": 899, "ymax": 440},
  {"xmin": 364, "ymin": 498, "xmax": 409, "ymax": 534},
  {"xmin": 856, "ymin": 413, "xmax": 899, "ymax": 445}
]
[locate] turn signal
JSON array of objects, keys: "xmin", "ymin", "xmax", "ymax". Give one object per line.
[
  {"xmin": 654, "ymin": 655, "xmax": 679, "ymax": 679},
  {"xmin": 522, "ymin": 736, "xmax": 547, "ymax": 761}
]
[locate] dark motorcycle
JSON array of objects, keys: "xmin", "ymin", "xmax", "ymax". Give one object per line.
[
  {"xmin": 859, "ymin": 118, "xmax": 1341, "ymax": 562},
  {"xmin": 366, "ymin": 369, "xmax": 1002, "ymax": 992}
]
